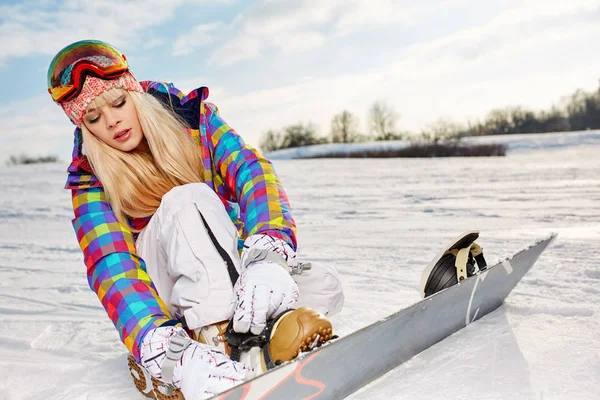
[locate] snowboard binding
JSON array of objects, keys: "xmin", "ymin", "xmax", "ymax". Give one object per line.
[
  {"xmin": 226, "ymin": 306, "xmax": 335, "ymax": 370},
  {"xmin": 420, "ymin": 230, "xmax": 488, "ymax": 298}
]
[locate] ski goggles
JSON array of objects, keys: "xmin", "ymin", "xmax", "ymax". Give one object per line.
[{"xmin": 47, "ymin": 40, "xmax": 129, "ymax": 103}]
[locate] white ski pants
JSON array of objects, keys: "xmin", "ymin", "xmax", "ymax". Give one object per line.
[{"xmin": 136, "ymin": 183, "xmax": 344, "ymax": 330}]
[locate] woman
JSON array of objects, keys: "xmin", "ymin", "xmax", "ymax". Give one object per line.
[{"xmin": 47, "ymin": 40, "xmax": 344, "ymax": 399}]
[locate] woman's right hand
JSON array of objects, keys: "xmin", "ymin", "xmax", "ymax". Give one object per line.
[
  {"xmin": 231, "ymin": 234, "xmax": 300, "ymax": 335},
  {"xmin": 140, "ymin": 326, "xmax": 250, "ymax": 399}
]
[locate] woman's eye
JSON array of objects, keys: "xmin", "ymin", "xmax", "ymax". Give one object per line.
[
  {"xmin": 114, "ymin": 98, "xmax": 126, "ymax": 107},
  {"xmin": 88, "ymin": 115, "xmax": 100, "ymax": 124}
]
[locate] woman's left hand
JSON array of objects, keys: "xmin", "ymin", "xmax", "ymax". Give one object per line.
[{"xmin": 230, "ymin": 234, "xmax": 300, "ymax": 335}]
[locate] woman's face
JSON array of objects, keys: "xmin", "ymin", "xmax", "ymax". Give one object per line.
[{"xmin": 82, "ymin": 90, "xmax": 144, "ymax": 152}]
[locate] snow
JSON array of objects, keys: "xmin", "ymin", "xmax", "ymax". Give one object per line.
[{"xmin": 1, "ymin": 131, "xmax": 599, "ymax": 399}]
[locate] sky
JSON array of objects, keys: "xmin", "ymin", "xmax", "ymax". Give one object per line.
[{"xmin": 1, "ymin": 0, "xmax": 599, "ymax": 163}]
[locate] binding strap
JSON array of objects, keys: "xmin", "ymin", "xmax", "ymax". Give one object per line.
[
  {"xmin": 162, "ymin": 329, "xmax": 192, "ymax": 385},
  {"xmin": 446, "ymin": 242, "xmax": 487, "ymax": 282},
  {"xmin": 225, "ymin": 319, "xmax": 267, "ymax": 362},
  {"xmin": 242, "ymin": 247, "xmax": 313, "ymax": 275}
]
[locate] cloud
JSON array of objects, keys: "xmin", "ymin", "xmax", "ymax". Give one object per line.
[
  {"xmin": 0, "ymin": 95, "xmax": 75, "ymax": 163},
  {"xmin": 332, "ymin": 0, "xmax": 468, "ymax": 34},
  {"xmin": 271, "ymin": 31, "xmax": 327, "ymax": 54},
  {"xmin": 0, "ymin": 0, "xmax": 191, "ymax": 64},
  {"xmin": 142, "ymin": 37, "xmax": 167, "ymax": 50},
  {"xmin": 184, "ymin": 0, "xmax": 466, "ymax": 67},
  {"xmin": 211, "ymin": 69, "xmax": 381, "ymax": 139},
  {"xmin": 208, "ymin": 36, "xmax": 261, "ymax": 67},
  {"xmin": 172, "ymin": 22, "xmax": 223, "ymax": 56},
  {"xmin": 401, "ymin": 0, "xmax": 600, "ymax": 63},
  {"xmin": 199, "ymin": 1, "xmax": 333, "ymax": 66}
]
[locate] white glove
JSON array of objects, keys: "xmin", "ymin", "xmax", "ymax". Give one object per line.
[
  {"xmin": 231, "ymin": 234, "xmax": 300, "ymax": 335},
  {"xmin": 140, "ymin": 326, "xmax": 250, "ymax": 400}
]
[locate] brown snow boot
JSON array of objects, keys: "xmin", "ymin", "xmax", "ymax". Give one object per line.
[
  {"xmin": 225, "ymin": 306, "xmax": 334, "ymax": 373},
  {"xmin": 127, "ymin": 321, "xmax": 231, "ymax": 400},
  {"xmin": 127, "ymin": 354, "xmax": 183, "ymax": 400},
  {"xmin": 263, "ymin": 306, "xmax": 334, "ymax": 367}
]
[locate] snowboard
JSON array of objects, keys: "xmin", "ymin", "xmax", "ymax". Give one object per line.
[{"xmin": 212, "ymin": 233, "xmax": 557, "ymax": 400}]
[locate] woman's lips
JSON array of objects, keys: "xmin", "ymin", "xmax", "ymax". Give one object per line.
[{"xmin": 114, "ymin": 129, "xmax": 131, "ymax": 142}]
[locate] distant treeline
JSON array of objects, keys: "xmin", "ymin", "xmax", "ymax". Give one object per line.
[
  {"xmin": 309, "ymin": 143, "xmax": 507, "ymax": 159},
  {"xmin": 6, "ymin": 154, "xmax": 60, "ymax": 166},
  {"xmin": 260, "ymin": 79, "xmax": 600, "ymax": 152}
]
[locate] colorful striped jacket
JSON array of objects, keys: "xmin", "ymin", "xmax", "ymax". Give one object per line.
[{"xmin": 66, "ymin": 81, "xmax": 297, "ymax": 362}]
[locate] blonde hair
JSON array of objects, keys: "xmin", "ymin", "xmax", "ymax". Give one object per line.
[{"xmin": 80, "ymin": 88, "xmax": 204, "ymax": 230}]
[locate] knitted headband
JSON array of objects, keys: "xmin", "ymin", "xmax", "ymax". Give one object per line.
[{"xmin": 60, "ymin": 71, "xmax": 143, "ymax": 125}]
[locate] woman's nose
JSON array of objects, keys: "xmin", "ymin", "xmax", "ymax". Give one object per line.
[{"xmin": 105, "ymin": 110, "xmax": 121, "ymax": 128}]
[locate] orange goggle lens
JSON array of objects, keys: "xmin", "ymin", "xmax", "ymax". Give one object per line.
[{"xmin": 47, "ymin": 40, "xmax": 129, "ymax": 102}]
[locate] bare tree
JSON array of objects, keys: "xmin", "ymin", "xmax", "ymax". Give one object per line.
[
  {"xmin": 369, "ymin": 101, "xmax": 400, "ymax": 140},
  {"xmin": 420, "ymin": 117, "xmax": 464, "ymax": 144},
  {"xmin": 485, "ymin": 108, "xmax": 513, "ymax": 135},
  {"xmin": 330, "ymin": 110, "xmax": 360, "ymax": 143},
  {"xmin": 259, "ymin": 129, "xmax": 283, "ymax": 152},
  {"xmin": 281, "ymin": 123, "xmax": 327, "ymax": 148},
  {"xmin": 5, "ymin": 154, "xmax": 59, "ymax": 166},
  {"xmin": 260, "ymin": 123, "xmax": 328, "ymax": 152},
  {"xmin": 539, "ymin": 106, "xmax": 570, "ymax": 132}
]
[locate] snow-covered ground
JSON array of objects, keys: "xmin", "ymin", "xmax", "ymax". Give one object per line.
[{"xmin": 1, "ymin": 132, "xmax": 599, "ymax": 399}]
